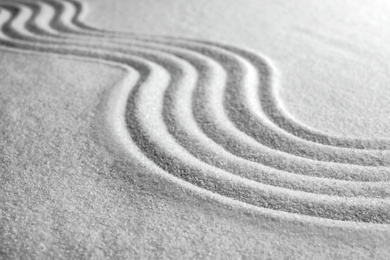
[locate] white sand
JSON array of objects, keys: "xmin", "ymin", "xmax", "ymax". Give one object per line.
[{"xmin": 1, "ymin": 0, "xmax": 390, "ymax": 259}]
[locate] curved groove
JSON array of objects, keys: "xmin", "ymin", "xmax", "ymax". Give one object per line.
[
  {"xmin": 20, "ymin": 0, "xmax": 390, "ymax": 157},
  {"xmin": 206, "ymin": 41, "xmax": 390, "ymax": 150},
  {"xmin": 18, "ymin": 0, "xmax": 390, "ymax": 181},
  {"xmin": 44, "ymin": 0, "xmax": 390, "ymax": 151},
  {"xmin": 8, "ymin": 0, "xmax": 390, "ymax": 183},
  {"xmin": 1, "ymin": 0, "xmax": 390, "ymax": 224}
]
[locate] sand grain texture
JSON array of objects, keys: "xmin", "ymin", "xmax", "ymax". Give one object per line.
[{"xmin": 1, "ymin": 0, "xmax": 390, "ymax": 259}]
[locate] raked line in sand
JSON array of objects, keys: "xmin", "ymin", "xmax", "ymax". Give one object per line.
[{"xmin": 1, "ymin": 0, "xmax": 390, "ymax": 225}]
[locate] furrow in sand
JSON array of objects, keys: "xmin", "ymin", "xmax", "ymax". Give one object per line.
[
  {"xmin": 157, "ymin": 48, "xmax": 390, "ymax": 198},
  {"xmin": 6, "ymin": 0, "xmax": 390, "ymax": 185},
  {"xmin": 10, "ymin": 1, "xmax": 390, "ymax": 183},
  {"xmin": 18, "ymin": 0, "xmax": 390, "ymax": 155},
  {"xmin": 213, "ymin": 45, "xmax": 390, "ymax": 164},
  {"xmin": 206, "ymin": 41, "xmax": 390, "ymax": 150},
  {"xmin": 121, "ymin": 43, "xmax": 390, "ymax": 223},
  {"xmin": 2, "ymin": 1, "xmax": 390, "ymax": 223},
  {"xmin": 43, "ymin": 0, "xmax": 390, "ymax": 150},
  {"xmin": 140, "ymin": 37, "xmax": 390, "ymax": 166},
  {"xmin": 7, "ymin": 1, "xmax": 390, "ymax": 185},
  {"xmin": 34, "ymin": 0, "xmax": 390, "ymax": 151}
]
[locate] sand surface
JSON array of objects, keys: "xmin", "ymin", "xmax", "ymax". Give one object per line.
[{"xmin": 1, "ymin": 0, "xmax": 390, "ymax": 259}]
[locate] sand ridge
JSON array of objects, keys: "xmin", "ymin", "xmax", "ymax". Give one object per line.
[{"xmin": 0, "ymin": 0, "xmax": 390, "ymax": 228}]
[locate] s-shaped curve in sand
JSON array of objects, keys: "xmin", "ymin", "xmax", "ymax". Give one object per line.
[{"xmin": 1, "ymin": 0, "xmax": 390, "ymax": 229}]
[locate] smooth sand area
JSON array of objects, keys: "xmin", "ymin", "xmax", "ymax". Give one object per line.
[{"xmin": 1, "ymin": 0, "xmax": 390, "ymax": 259}]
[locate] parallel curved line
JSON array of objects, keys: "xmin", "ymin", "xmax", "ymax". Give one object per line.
[
  {"xmin": 18, "ymin": 0, "xmax": 390, "ymax": 159},
  {"xmin": 7, "ymin": 0, "xmax": 390, "ymax": 183},
  {"xmin": 41, "ymin": 0, "xmax": 390, "ymax": 151},
  {"xmin": 1, "ymin": 0, "xmax": 390, "ymax": 224},
  {"xmin": 10, "ymin": 1, "xmax": 390, "ymax": 175},
  {"xmin": 23, "ymin": 0, "xmax": 390, "ymax": 152}
]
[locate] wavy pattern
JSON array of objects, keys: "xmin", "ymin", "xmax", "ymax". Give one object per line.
[{"xmin": 2, "ymin": 0, "xmax": 390, "ymax": 224}]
